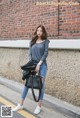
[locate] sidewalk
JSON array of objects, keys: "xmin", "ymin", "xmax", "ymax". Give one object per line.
[{"xmin": 0, "ymin": 75, "xmax": 80, "ymax": 118}]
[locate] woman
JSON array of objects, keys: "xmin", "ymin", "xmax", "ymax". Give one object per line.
[{"xmin": 12, "ymin": 25, "xmax": 50, "ymax": 114}]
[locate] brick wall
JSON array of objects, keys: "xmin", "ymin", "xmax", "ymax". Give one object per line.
[
  {"xmin": 0, "ymin": 0, "xmax": 80, "ymax": 39},
  {"xmin": 59, "ymin": 0, "xmax": 80, "ymax": 39}
]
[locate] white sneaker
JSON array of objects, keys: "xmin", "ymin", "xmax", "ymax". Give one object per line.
[
  {"xmin": 34, "ymin": 106, "xmax": 41, "ymax": 115},
  {"xmin": 12, "ymin": 104, "xmax": 23, "ymax": 111}
]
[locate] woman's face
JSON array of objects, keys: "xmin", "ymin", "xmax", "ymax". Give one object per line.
[{"xmin": 37, "ymin": 27, "xmax": 43, "ymax": 38}]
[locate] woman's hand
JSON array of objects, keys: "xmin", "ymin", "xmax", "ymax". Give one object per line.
[
  {"xmin": 35, "ymin": 60, "xmax": 42, "ymax": 72},
  {"xmin": 35, "ymin": 64, "xmax": 40, "ymax": 72}
]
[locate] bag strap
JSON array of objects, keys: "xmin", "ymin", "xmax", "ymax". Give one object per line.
[{"xmin": 31, "ymin": 74, "xmax": 42, "ymax": 102}]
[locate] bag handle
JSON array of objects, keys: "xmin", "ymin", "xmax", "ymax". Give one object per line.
[{"xmin": 31, "ymin": 74, "xmax": 42, "ymax": 102}]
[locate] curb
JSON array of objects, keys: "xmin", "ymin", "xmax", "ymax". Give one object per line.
[{"xmin": 0, "ymin": 76, "xmax": 80, "ymax": 117}]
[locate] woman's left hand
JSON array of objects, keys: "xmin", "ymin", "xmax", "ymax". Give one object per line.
[{"xmin": 35, "ymin": 64, "xmax": 40, "ymax": 72}]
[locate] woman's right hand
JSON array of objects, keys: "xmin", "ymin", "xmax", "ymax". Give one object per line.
[{"xmin": 35, "ymin": 64, "xmax": 40, "ymax": 72}]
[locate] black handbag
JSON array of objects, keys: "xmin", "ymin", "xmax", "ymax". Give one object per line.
[
  {"xmin": 21, "ymin": 59, "xmax": 42, "ymax": 102},
  {"xmin": 25, "ymin": 73, "xmax": 42, "ymax": 102}
]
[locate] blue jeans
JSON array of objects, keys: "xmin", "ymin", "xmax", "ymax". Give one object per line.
[{"xmin": 21, "ymin": 61, "xmax": 47, "ymax": 100}]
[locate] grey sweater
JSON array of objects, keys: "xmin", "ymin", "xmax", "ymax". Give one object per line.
[{"xmin": 28, "ymin": 39, "xmax": 50, "ymax": 64}]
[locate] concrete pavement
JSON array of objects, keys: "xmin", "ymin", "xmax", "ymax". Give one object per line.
[{"xmin": 0, "ymin": 76, "xmax": 80, "ymax": 118}]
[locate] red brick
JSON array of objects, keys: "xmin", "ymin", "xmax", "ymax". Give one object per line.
[{"xmin": 0, "ymin": 0, "xmax": 80, "ymax": 39}]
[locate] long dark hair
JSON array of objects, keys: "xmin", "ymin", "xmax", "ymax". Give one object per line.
[{"xmin": 31, "ymin": 25, "xmax": 48, "ymax": 47}]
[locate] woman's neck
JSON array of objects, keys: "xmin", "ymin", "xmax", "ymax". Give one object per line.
[{"xmin": 37, "ymin": 38, "xmax": 42, "ymax": 41}]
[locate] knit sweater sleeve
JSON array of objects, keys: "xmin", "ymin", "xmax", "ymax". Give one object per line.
[{"xmin": 41, "ymin": 39, "xmax": 50, "ymax": 62}]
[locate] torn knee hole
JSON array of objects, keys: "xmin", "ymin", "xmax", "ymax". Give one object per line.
[{"xmin": 42, "ymin": 78, "xmax": 45, "ymax": 83}]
